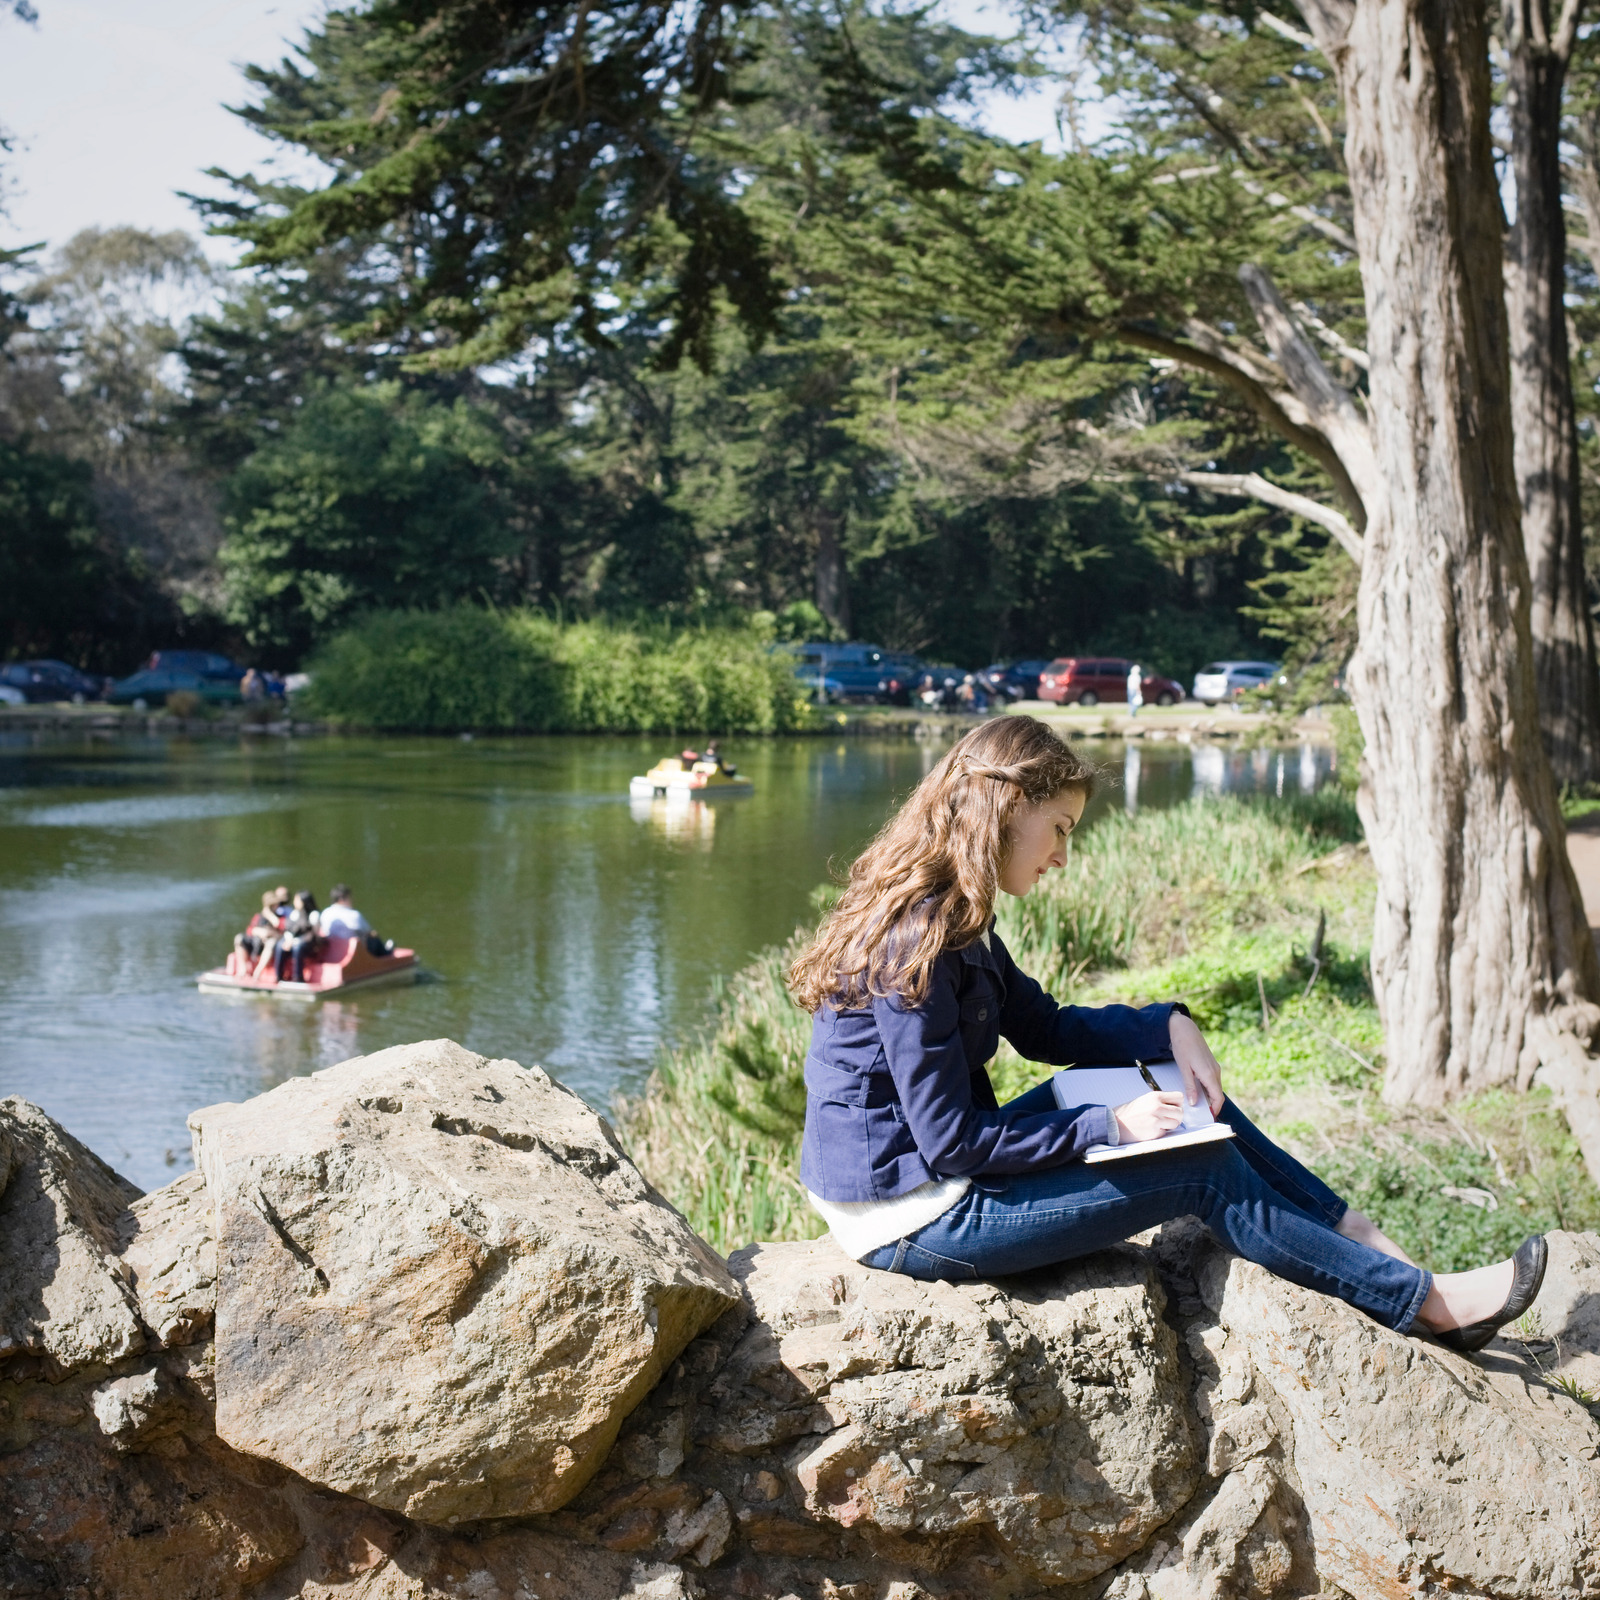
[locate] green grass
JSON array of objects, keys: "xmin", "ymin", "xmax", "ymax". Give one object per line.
[
  {"xmin": 621, "ymin": 792, "xmax": 1600, "ymax": 1263},
  {"xmin": 300, "ymin": 606, "xmax": 818, "ymax": 734}
]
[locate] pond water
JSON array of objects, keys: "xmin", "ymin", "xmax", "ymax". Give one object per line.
[{"xmin": 0, "ymin": 730, "xmax": 1337, "ymax": 1189}]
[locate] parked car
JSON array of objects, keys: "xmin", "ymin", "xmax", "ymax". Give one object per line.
[
  {"xmin": 0, "ymin": 683, "xmax": 23, "ymax": 707},
  {"xmin": 981, "ymin": 660, "xmax": 1054, "ymax": 700},
  {"xmin": 1037, "ymin": 657, "xmax": 1186, "ymax": 707},
  {"xmin": 1192, "ymin": 660, "xmax": 1284, "ymax": 705},
  {"xmin": 791, "ymin": 642, "xmax": 890, "ymax": 702},
  {"xmin": 145, "ymin": 649, "xmax": 245, "ymax": 682},
  {"xmin": 0, "ymin": 660, "xmax": 109, "ymax": 703},
  {"xmin": 108, "ymin": 667, "xmax": 243, "ymax": 707}
]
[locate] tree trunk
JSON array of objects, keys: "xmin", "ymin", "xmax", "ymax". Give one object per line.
[
  {"xmin": 814, "ymin": 511, "xmax": 851, "ymax": 635},
  {"xmin": 1294, "ymin": 0, "xmax": 1600, "ymax": 1103},
  {"xmin": 1504, "ymin": 0, "xmax": 1600, "ymax": 788}
]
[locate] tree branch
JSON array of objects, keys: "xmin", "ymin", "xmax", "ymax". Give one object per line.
[
  {"xmin": 1290, "ymin": 0, "xmax": 1355, "ymax": 62},
  {"xmin": 1176, "ymin": 470, "xmax": 1365, "ymax": 563},
  {"xmin": 1555, "ymin": 0, "xmax": 1584, "ymax": 64},
  {"xmin": 1238, "ymin": 262, "xmax": 1377, "ymax": 512},
  {"xmin": 1291, "ymin": 299, "xmax": 1369, "ymax": 369},
  {"xmin": 1258, "ymin": 11, "xmax": 1318, "ymax": 48},
  {"xmin": 1116, "ymin": 318, "xmax": 1368, "ymax": 526}
]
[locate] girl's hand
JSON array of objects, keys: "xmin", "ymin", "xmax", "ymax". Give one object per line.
[
  {"xmin": 1170, "ymin": 1011, "xmax": 1225, "ymax": 1113},
  {"xmin": 1114, "ymin": 1091, "xmax": 1186, "ymax": 1143}
]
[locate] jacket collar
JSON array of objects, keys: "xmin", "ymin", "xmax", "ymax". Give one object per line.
[{"xmin": 957, "ymin": 918, "xmax": 1002, "ymax": 973}]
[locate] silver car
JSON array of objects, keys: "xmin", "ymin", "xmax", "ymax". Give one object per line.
[{"xmin": 1192, "ymin": 660, "xmax": 1283, "ymax": 705}]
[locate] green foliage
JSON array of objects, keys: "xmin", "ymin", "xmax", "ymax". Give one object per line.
[
  {"xmin": 301, "ymin": 606, "xmax": 814, "ymax": 733},
  {"xmin": 201, "ymin": 0, "xmax": 780, "ymax": 370},
  {"xmin": 620, "ymin": 946, "xmax": 821, "ymax": 1253},
  {"xmin": 1311, "ymin": 1110, "xmax": 1599, "ymax": 1274},
  {"xmin": 996, "ymin": 790, "xmax": 1362, "ymax": 994},
  {"xmin": 0, "ymin": 436, "xmax": 180, "ymax": 669},
  {"xmin": 218, "ymin": 384, "xmax": 521, "ymax": 660}
]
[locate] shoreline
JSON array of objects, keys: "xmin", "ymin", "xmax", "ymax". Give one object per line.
[{"xmin": 0, "ymin": 698, "xmax": 1335, "ymax": 743}]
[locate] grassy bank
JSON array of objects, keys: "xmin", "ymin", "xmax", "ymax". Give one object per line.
[
  {"xmin": 301, "ymin": 607, "xmax": 816, "ymax": 733},
  {"xmin": 622, "ymin": 792, "xmax": 1600, "ymax": 1267}
]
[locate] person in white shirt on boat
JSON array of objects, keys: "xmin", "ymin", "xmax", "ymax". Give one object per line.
[{"xmin": 322, "ymin": 884, "xmax": 394, "ymax": 955}]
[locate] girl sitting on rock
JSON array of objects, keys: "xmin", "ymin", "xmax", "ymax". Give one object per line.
[{"xmin": 787, "ymin": 715, "xmax": 1544, "ymax": 1352}]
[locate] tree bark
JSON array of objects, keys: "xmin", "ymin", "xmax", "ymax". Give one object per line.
[
  {"xmin": 814, "ymin": 510, "xmax": 851, "ymax": 636},
  {"xmin": 1294, "ymin": 0, "xmax": 1600, "ymax": 1103},
  {"xmin": 1504, "ymin": 0, "xmax": 1600, "ymax": 788}
]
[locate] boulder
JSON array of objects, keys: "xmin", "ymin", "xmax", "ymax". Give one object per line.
[
  {"xmin": 16, "ymin": 1075, "xmax": 1600, "ymax": 1599},
  {"xmin": 115, "ymin": 1168, "xmax": 216, "ymax": 1347},
  {"xmin": 186, "ymin": 1039, "xmax": 741, "ymax": 1524},
  {"xmin": 0, "ymin": 1097, "xmax": 145, "ymax": 1375},
  {"xmin": 1521, "ymin": 1226, "xmax": 1600, "ymax": 1397},
  {"xmin": 1189, "ymin": 1230, "xmax": 1600, "ymax": 1599},
  {"xmin": 719, "ymin": 1237, "xmax": 1201, "ymax": 1584}
]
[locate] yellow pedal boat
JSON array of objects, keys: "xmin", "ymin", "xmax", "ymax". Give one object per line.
[{"xmin": 629, "ymin": 756, "xmax": 754, "ymax": 799}]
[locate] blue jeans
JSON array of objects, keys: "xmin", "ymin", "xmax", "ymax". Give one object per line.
[{"xmin": 859, "ymin": 1085, "xmax": 1432, "ymax": 1333}]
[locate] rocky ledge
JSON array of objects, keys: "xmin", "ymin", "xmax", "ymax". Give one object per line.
[{"xmin": 4, "ymin": 1040, "xmax": 1600, "ymax": 1600}]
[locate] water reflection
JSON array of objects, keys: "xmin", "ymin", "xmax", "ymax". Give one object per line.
[
  {"xmin": 0, "ymin": 730, "xmax": 1334, "ymax": 1188},
  {"xmin": 629, "ymin": 794, "xmax": 719, "ymax": 846},
  {"xmin": 1187, "ymin": 741, "xmax": 1333, "ymax": 799}
]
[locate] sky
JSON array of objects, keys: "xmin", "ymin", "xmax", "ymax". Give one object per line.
[{"xmin": 0, "ymin": 0, "xmax": 1079, "ymax": 265}]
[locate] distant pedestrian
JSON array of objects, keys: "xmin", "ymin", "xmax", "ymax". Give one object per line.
[
  {"xmin": 241, "ymin": 668, "xmax": 265, "ymax": 702},
  {"xmin": 1126, "ymin": 662, "xmax": 1144, "ymax": 718}
]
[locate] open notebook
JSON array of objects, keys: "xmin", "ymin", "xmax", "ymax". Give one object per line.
[{"xmin": 1051, "ymin": 1061, "xmax": 1236, "ymax": 1164}]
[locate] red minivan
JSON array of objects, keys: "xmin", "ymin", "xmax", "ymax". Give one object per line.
[{"xmin": 1037, "ymin": 657, "xmax": 1185, "ymax": 706}]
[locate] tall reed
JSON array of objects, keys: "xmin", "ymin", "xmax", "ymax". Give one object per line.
[{"xmin": 302, "ymin": 607, "xmax": 815, "ymax": 733}]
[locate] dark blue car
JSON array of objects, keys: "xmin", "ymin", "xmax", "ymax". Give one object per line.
[
  {"xmin": 146, "ymin": 650, "xmax": 244, "ymax": 682},
  {"xmin": 0, "ymin": 660, "xmax": 110, "ymax": 703}
]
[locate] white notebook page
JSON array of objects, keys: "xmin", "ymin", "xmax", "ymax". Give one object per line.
[{"xmin": 1051, "ymin": 1061, "xmax": 1237, "ymax": 1164}]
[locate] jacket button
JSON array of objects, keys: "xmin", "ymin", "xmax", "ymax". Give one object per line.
[{"xmin": 978, "ymin": 1007, "xmax": 988, "ymax": 1021}]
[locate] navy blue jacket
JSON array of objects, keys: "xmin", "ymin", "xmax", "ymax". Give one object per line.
[{"xmin": 799, "ymin": 924, "xmax": 1183, "ymax": 1201}]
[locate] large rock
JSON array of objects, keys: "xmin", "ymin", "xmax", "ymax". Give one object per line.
[
  {"xmin": 1163, "ymin": 1226, "xmax": 1600, "ymax": 1599},
  {"xmin": 0, "ymin": 1097, "xmax": 145, "ymax": 1376},
  {"xmin": 187, "ymin": 1039, "xmax": 741, "ymax": 1524},
  {"xmin": 17, "ymin": 1078, "xmax": 1600, "ymax": 1599},
  {"xmin": 115, "ymin": 1169, "xmax": 217, "ymax": 1347},
  {"xmin": 715, "ymin": 1237, "xmax": 1201, "ymax": 1584}
]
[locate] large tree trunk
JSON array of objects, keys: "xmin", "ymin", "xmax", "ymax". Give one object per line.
[
  {"xmin": 1295, "ymin": 0, "xmax": 1600, "ymax": 1103},
  {"xmin": 1504, "ymin": 0, "xmax": 1600, "ymax": 788},
  {"xmin": 814, "ymin": 510, "xmax": 851, "ymax": 635}
]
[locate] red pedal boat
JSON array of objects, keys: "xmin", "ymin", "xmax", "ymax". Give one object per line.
[{"xmin": 197, "ymin": 935, "xmax": 419, "ymax": 999}]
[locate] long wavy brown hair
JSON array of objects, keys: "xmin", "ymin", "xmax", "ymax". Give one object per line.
[{"xmin": 787, "ymin": 716, "xmax": 1095, "ymax": 1012}]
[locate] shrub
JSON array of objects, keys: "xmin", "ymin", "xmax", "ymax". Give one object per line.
[
  {"xmin": 165, "ymin": 689, "xmax": 203, "ymax": 718},
  {"xmin": 301, "ymin": 606, "xmax": 816, "ymax": 733}
]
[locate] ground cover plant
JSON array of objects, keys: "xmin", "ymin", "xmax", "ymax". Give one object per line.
[
  {"xmin": 623, "ymin": 789, "xmax": 1600, "ymax": 1267},
  {"xmin": 300, "ymin": 607, "xmax": 816, "ymax": 734}
]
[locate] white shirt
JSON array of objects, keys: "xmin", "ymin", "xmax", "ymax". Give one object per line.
[
  {"xmin": 808, "ymin": 1177, "xmax": 971, "ymax": 1261},
  {"xmin": 319, "ymin": 903, "xmax": 370, "ymax": 939}
]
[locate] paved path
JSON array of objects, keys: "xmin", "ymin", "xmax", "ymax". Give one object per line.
[{"xmin": 1569, "ymin": 818, "xmax": 1600, "ymax": 937}]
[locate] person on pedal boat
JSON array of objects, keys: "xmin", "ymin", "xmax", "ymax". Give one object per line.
[{"xmin": 322, "ymin": 884, "xmax": 395, "ymax": 956}]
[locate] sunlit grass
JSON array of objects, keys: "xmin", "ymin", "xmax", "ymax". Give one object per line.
[{"xmin": 621, "ymin": 791, "xmax": 1600, "ymax": 1265}]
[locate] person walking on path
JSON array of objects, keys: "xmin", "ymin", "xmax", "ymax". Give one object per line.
[
  {"xmin": 786, "ymin": 716, "xmax": 1546, "ymax": 1353},
  {"xmin": 1126, "ymin": 662, "xmax": 1144, "ymax": 718}
]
